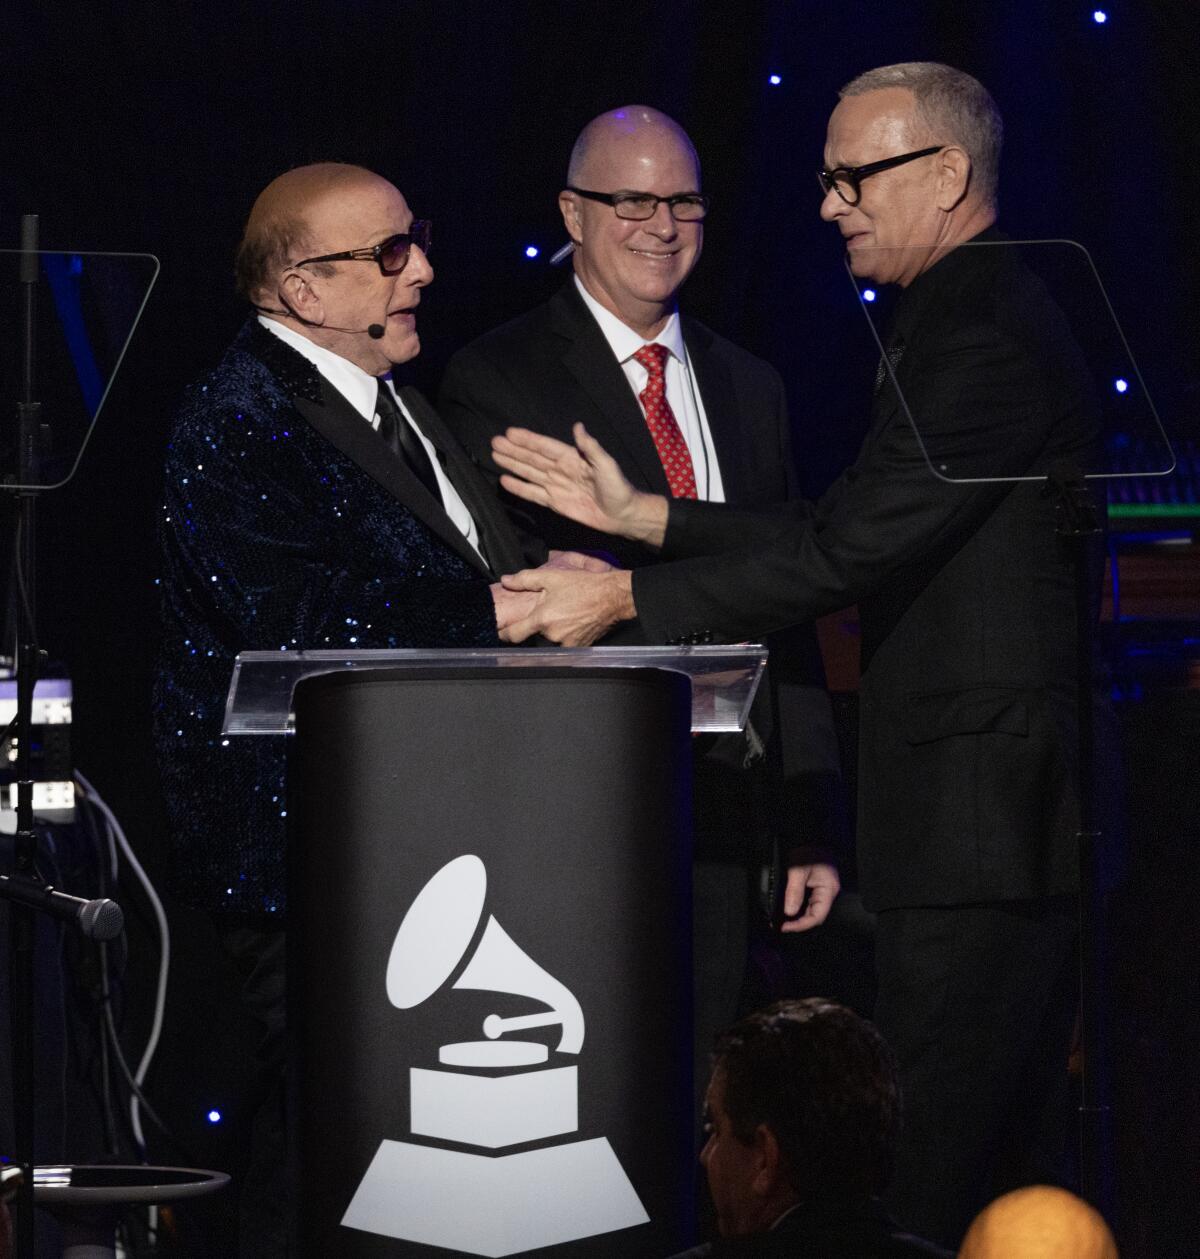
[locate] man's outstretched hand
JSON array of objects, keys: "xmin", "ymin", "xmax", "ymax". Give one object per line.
[{"xmin": 492, "ymin": 423, "xmax": 669, "ymax": 549}]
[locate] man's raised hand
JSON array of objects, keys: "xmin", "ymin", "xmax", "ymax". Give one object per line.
[{"xmin": 491, "ymin": 423, "xmax": 668, "ymax": 548}]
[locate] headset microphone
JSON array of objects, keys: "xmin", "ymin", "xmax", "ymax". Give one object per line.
[{"xmin": 254, "ymin": 303, "xmax": 390, "ymax": 339}]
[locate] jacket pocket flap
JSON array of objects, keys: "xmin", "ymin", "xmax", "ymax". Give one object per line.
[{"xmin": 903, "ymin": 687, "xmax": 1029, "ymax": 745}]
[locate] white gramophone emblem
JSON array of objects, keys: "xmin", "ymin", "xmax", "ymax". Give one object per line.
[{"xmin": 341, "ymin": 854, "xmax": 648, "ymax": 1255}]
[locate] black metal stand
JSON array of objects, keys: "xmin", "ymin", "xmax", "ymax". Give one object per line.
[
  {"xmin": 1, "ymin": 214, "xmax": 125, "ymax": 1258},
  {"xmin": 1048, "ymin": 461, "xmax": 1115, "ymax": 1220}
]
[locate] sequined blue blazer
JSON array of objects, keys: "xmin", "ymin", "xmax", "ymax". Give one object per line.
[{"xmin": 154, "ymin": 319, "xmax": 526, "ymax": 916}]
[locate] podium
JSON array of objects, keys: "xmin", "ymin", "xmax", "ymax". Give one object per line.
[{"xmin": 225, "ymin": 647, "xmax": 766, "ymax": 1258}]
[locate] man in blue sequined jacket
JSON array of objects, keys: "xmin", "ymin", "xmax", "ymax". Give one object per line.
[
  {"xmin": 153, "ymin": 162, "xmax": 567, "ymax": 1256},
  {"xmin": 155, "ymin": 162, "xmax": 545, "ymax": 922}
]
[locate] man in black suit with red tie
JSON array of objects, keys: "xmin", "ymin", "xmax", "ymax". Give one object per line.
[
  {"xmin": 490, "ymin": 66, "xmax": 1100, "ymax": 1249},
  {"xmin": 439, "ymin": 106, "xmax": 846, "ymax": 1110}
]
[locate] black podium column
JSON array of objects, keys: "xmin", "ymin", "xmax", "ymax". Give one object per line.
[{"xmin": 289, "ymin": 666, "xmax": 695, "ymax": 1258}]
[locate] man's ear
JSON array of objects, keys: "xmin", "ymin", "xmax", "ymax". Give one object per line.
[
  {"xmin": 935, "ymin": 145, "xmax": 971, "ymax": 211},
  {"xmin": 277, "ymin": 267, "xmax": 324, "ymax": 326},
  {"xmin": 751, "ymin": 1124, "xmax": 783, "ymax": 1197},
  {"xmin": 558, "ymin": 190, "xmax": 584, "ymax": 245}
]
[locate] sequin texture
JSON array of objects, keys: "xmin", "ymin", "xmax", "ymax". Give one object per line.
[{"xmin": 153, "ymin": 320, "xmax": 499, "ymax": 916}]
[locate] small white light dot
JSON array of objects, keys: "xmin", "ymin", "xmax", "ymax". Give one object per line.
[
  {"xmin": 524, "ymin": 245, "xmax": 539, "ymax": 258},
  {"xmin": 863, "ymin": 288, "xmax": 877, "ymax": 302},
  {"xmin": 768, "ymin": 74, "xmax": 782, "ymax": 86},
  {"xmin": 1114, "ymin": 378, "xmax": 1128, "ymax": 393},
  {"xmin": 1093, "ymin": 10, "xmax": 1107, "ymax": 23}
]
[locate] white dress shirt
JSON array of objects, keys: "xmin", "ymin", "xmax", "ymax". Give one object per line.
[
  {"xmin": 258, "ymin": 316, "xmax": 483, "ymax": 558},
  {"xmin": 574, "ymin": 276, "xmax": 726, "ymax": 503}
]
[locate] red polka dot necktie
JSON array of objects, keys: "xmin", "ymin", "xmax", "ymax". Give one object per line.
[{"xmin": 632, "ymin": 343, "xmax": 697, "ymax": 499}]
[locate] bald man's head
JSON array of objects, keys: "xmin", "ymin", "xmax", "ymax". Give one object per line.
[
  {"xmin": 560, "ymin": 106, "xmax": 703, "ymax": 338},
  {"xmin": 567, "ymin": 106, "xmax": 700, "ymax": 189},
  {"xmin": 234, "ymin": 162, "xmax": 381, "ymax": 304},
  {"xmin": 959, "ymin": 1186, "xmax": 1118, "ymax": 1259}
]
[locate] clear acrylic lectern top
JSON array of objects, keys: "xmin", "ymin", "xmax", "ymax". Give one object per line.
[{"xmin": 222, "ymin": 646, "xmax": 768, "ymax": 737}]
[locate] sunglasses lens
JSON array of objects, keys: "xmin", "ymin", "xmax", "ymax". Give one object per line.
[
  {"xmin": 411, "ymin": 220, "xmax": 431, "ymax": 255},
  {"xmin": 379, "ymin": 235, "xmax": 411, "ymax": 274}
]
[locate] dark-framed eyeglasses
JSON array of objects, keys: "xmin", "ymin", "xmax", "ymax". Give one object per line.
[
  {"xmin": 817, "ymin": 147, "xmax": 945, "ymax": 206},
  {"xmin": 292, "ymin": 220, "xmax": 432, "ymax": 275},
  {"xmin": 565, "ymin": 187, "xmax": 709, "ymax": 222}
]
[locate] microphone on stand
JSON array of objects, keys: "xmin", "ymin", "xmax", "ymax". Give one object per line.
[{"xmin": 0, "ymin": 874, "xmax": 124, "ymax": 941}]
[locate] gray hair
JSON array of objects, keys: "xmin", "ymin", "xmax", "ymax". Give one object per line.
[{"xmin": 840, "ymin": 62, "xmax": 1003, "ymax": 207}]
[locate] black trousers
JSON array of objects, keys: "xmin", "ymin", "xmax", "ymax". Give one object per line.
[
  {"xmin": 874, "ymin": 897, "xmax": 1078, "ymax": 1250},
  {"xmin": 218, "ymin": 922, "xmax": 291, "ymax": 1259}
]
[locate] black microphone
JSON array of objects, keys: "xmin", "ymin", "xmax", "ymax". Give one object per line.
[
  {"xmin": 0, "ymin": 874, "xmax": 124, "ymax": 941},
  {"xmin": 367, "ymin": 323, "xmax": 385, "ymax": 339}
]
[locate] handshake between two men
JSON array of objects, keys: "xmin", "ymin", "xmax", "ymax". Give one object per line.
[
  {"xmin": 491, "ymin": 423, "xmax": 658, "ymax": 647},
  {"xmin": 488, "ymin": 420, "xmax": 839, "ymax": 939}
]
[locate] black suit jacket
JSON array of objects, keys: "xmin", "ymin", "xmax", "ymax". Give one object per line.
[
  {"xmin": 627, "ymin": 234, "xmax": 1102, "ymax": 910},
  {"xmin": 154, "ymin": 319, "xmax": 525, "ymax": 915},
  {"xmin": 666, "ymin": 1197, "xmax": 952, "ymax": 1258},
  {"xmin": 440, "ymin": 282, "xmax": 845, "ymax": 865}
]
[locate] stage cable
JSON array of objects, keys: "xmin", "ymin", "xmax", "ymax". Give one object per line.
[{"xmin": 75, "ymin": 771, "xmax": 172, "ymax": 1156}]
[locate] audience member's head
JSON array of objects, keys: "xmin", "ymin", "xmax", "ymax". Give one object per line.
[
  {"xmin": 700, "ymin": 998, "xmax": 901, "ymax": 1237},
  {"xmin": 958, "ymin": 1186, "xmax": 1118, "ymax": 1259}
]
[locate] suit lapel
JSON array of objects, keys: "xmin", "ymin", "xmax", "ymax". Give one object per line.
[
  {"xmin": 397, "ymin": 386, "xmax": 528, "ymax": 576},
  {"xmin": 550, "ymin": 286, "xmax": 672, "ymax": 496},
  {"xmin": 681, "ymin": 317, "xmax": 749, "ymax": 501},
  {"xmin": 293, "ymin": 380, "xmax": 491, "ymax": 576}
]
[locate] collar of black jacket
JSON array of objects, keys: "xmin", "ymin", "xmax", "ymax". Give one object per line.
[
  {"xmin": 233, "ymin": 316, "xmax": 325, "ymax": 402},
  {"xmin": 890, "ymin": 224, "xmax": 1007, "ymax": 344}
]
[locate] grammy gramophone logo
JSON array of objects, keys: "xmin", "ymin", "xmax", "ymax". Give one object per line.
[{"xmin": 341, "ymin": 854, "xmax": 649, "ymax": 1255}]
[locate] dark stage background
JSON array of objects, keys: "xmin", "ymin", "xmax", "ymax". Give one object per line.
[{"xmin": 2, "ymin": 2, "xmax": 1198, "ymax": 1255}]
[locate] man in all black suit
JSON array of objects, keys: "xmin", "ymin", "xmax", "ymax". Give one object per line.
[
  {"xmin": 492, "ymin": 65, "xmax": 1098, "ymax": 1248},
  {"xmin": 668, "ymin": 999, "xmax": 950, "ymax": 1258},
  {"xmin": 439, "ymin": 107, "xmax": 845, "ymax": 1106},
  {"xmin": 154, "ymin": 162, "xmax": 573, "ymax": 1256}
]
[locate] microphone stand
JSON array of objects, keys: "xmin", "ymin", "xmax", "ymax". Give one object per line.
[
  {"xmin": 1047, "ymin": 461, "xmax": 1115, "ymax": 1221},
  {"xmin": 1, "ymin": 214, "xmax": 124, "ymax": 1258}
]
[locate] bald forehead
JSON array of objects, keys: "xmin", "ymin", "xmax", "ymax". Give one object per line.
[
  {"xmin": 252, "ymin": 163, "xmax": 368, "ymax": 216},
  {"xmin": 570, "ymin": 107, "xmax": 700, "ymax": 186}
]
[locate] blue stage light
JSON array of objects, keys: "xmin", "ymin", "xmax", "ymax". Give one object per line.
[
  {"xmin": 206, "ymin": 1109, "xmax": 222, "ymax": 1124},
  {"xmin": 862, "ymin": 288, "xmax": 877, "ymax": 302},
  {"xmin": 1114, "ymin": 378, "xmax": 1129, "ymax": 393},
  {"xmin": 768, "ymin": 74, "xmax": 782, "ymax": 86},
  {"xmin": 524, "ymin": 245, "xmax": 539, "ymax": 259},
  {"xmin": 1093, "ymin": 9, "xmax": 1107, "ymax": 22}
]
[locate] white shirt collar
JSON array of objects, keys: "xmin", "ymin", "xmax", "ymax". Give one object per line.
[
  {"xmin": 573, "ymin": 275, "xmax": 686, "ymax": 364},
  {"xmin": 258, "ymin": 316, "xmax": 385, "ymax": 422}
]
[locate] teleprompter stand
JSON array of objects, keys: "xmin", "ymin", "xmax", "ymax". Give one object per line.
[{"xmin": 1, "ymin": 224, "xmax": 162, "ymax": 1255}]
